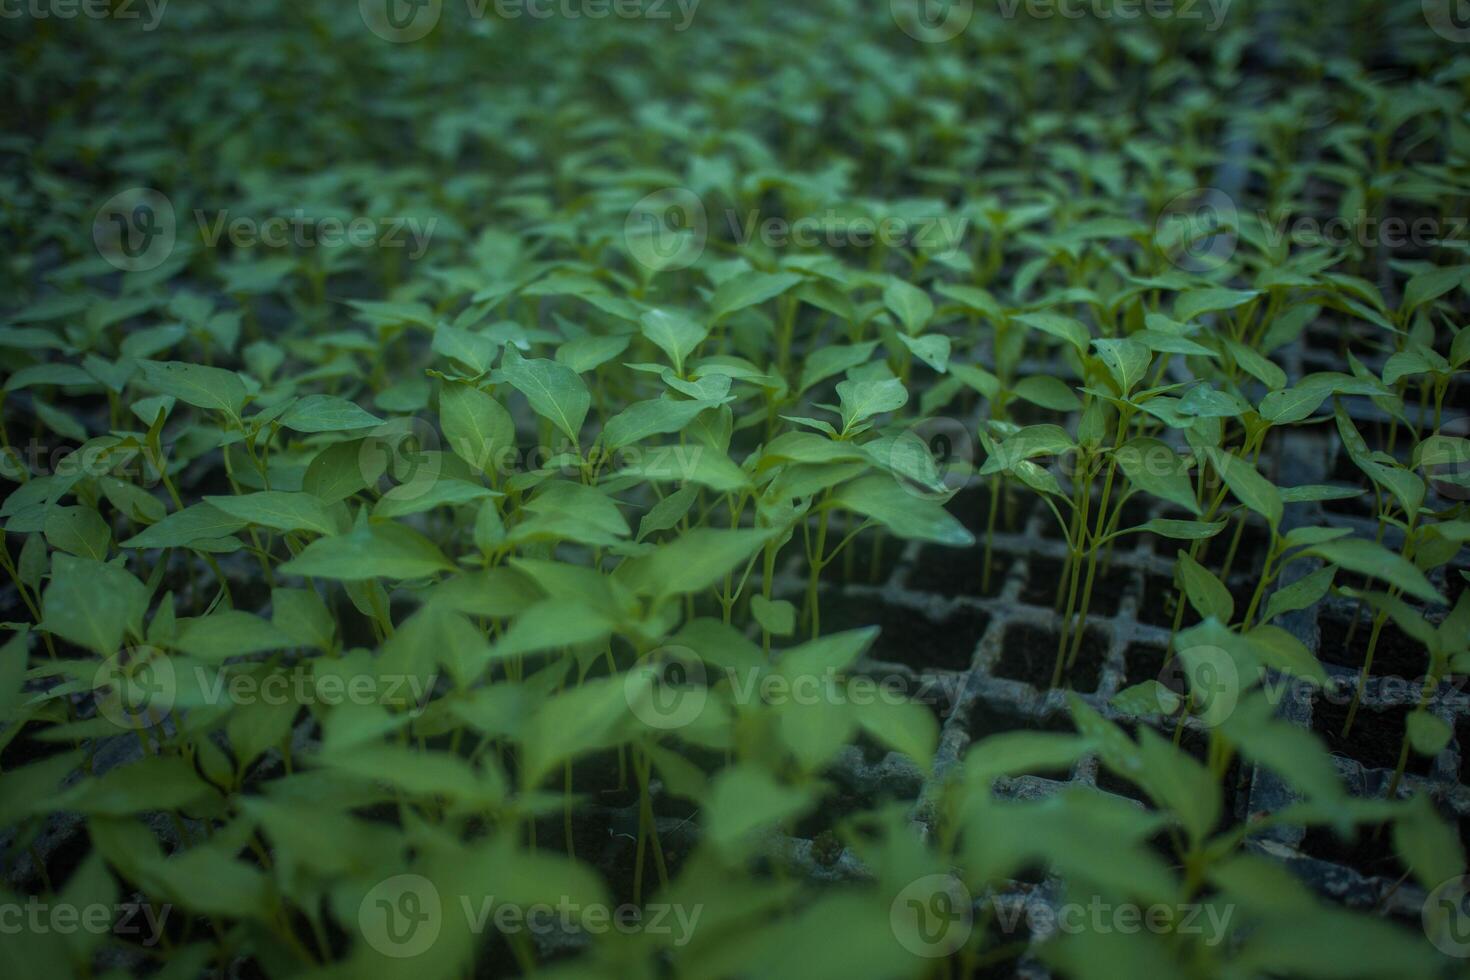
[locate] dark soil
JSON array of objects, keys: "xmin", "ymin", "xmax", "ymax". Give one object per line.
[
  {"xmin": 1138, "ymin": 572, "xmax": 1197, "ymax": 630},
  {"xmin": 1125, "ymin": 643, "xmax": 1170, "ymax": 687},
  {"xmin": 1299, "ymin": 822, "xmax": 1405, "ymax": 881},
  {"xmin": 1201, "ymin": 519, "xmax": 1271, "ymax": 580},
  {"xmin": 907, "ymin": 545, "xmax": 1011, "ymax": 599},
  {"xmin": 1316, "ymin": 615, "xmax": 1430, "ymax": 679},
  {"xmin": 1310, "ymin": 699, "xmax": 1435, "ymax": 776},
  {"xmin": 821, "ymin": 593, "xmax": 988, "ymax": 673},
  {"xmin": 821, "ymin": 531, "xmax": 902, "ymax": 586},
  {"xmin": 945, "ymin": 483, "xmax": 1035, "ymax": 538},
  {"xmin": 1019, "ymin": 554, "xmax": 1128, "ymax": 618},
  {"xmin": 992, "ymin": 622, "xmax": 1105, "ymax": 694}
]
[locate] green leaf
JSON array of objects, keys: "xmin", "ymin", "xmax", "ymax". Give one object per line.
[
  {"xmin": 835, "ymin": 377, "xmax": 908, "ymax": 430},
  {"xmin": 1114, "ymin": 438, "xmax": 1200, "ymax": 515},
  {"xmin": 832, "ymin": 475, "xmax": 974, "ymax": 546},
  {"xmin": 601, "ymin": 397, "xmax": 713, "ymax": 451},
  {"xmin": 617, "ymin": 527, "xmax": 775, "ymax": 600},
  {"xmin": 440, "ymin": 382, "xmax": 515, "ymax": 475},
  {"xmin": 1135, "ymin": 518, "xmax": 1225, "ymax": 540},
  {"xmin": 498, "ymin": 346, "xmax": 590, "ymax": 445},
  {"xmin": 1012, "ymin": 375, "xmax": 1081, "ymax": 411},
  {"xmin": 797, "ymin": 341, "xmax": 880, "ymax": 394},
  {"xmin": 1013, "ymin": 311, "xmax": 1089, "ymax": 355},
  {"xmin": 751, "ymin": 595, "xmax": 795, "ymax": 636},
  {"xmin": 41, "ymin": 555, "xmax": 148, "ymax": 655},
  {"xmin": 1406, "ymin": 711, "xmax": 1452, "ymax": 756},
  {"xmin": 883, "ymin": 279, "xmax": 933, "ymax": 335},
  {"xmin": 138, "ymin": 360, "xmax": 247, "ymax": 418},
  {"xmin": 639, "ymin": 308, "xmax": 708, "ymax": 373},
  {"xmin": 278, "ymin": 394, "xmax": 383, "ymax": 433},
  {"xmin": 278, "ymin": 522, "xmax": 454, "ymax": 581},
  {"xmin": 1224, "ymin": 337, "xmax": 1287, "ymax": 390},
  {"xmin": 175, "ymin": 611, "xmax": 296, "ymax": 661},
  {"xmin": 855, "ymin": 699, "xmax": 938, "ymax": 772},
  {"xmin": 205, "ymin": 491, "xmax": 338, "ymax": 536},
  {"xmin": 897, "ymin": 332, "xmax": 950, "ymax": 372},
  {"xmin": 1263, "ymin": 566, "xmax": 1335, "ymax": 623},
  {"xmin": 1177, "ymin": 550, "xmax": 1233, "ymax": 622},
  {"xmin": 704, "ymin": 766, "xmax": 817, "ymax": 854},
  {"xmin": 43, "ymin": 506, "xmax": 110, "ymax": 559},
  {"xmin": 710, "ymin": 270, "xmax": 803, "ymax": 322},
  {"xmin": 119, "ymin": 503, "xmax": 246, "ymax": 550},
  {"xmin": 1206, "ymin": 448, "xmax": 1283, "ymax": 530},
  {"xmin": 1091, "ymin": 338, "xmax": 1151, "ymax": 396},
  {"xmin": 1308, "ymin": 538, "xmax": 1444, "ymax": 605}
]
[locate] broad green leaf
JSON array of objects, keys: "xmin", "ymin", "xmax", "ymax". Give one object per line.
[
  {"xmin": 1309, "ymin": 538, "xmax": 1443, "ymax": 604},
  {"xmin": 278, "ymin": 394, "xmax": 383, "ymax": 433},
  {"xmin": 440, "ymin": 382, "xmax": 515, "ymax": 475},
  {"xmin": 1206, "ymin": 448, "xmax": 1283, "ymax": 530},
  {"xmin": 43, "ymin": 506, "xmax": 110, "ymax": 559},
  {"xmin": 119, "ymin": 502, "xmax": 246, "ymax": 550},
  {"xmin": 883, "ymin": 279, "xmax": 933, "ymax": 335},
  {"xmin": 601, "ymin": 397, "xmax": 713, "ymax": 451},
  {"xmin": 278, "ymin": 522, "xmax": 453, "ymax": 581},
  {"xmin": 832, "ymin": 475, "xmax": 973, "ymax": 546},
  {"xmin": 139, "ymin": 360, "xmax": 247, "ymax": 418},
  {"xmin": 640, "ymin": 308, "xmax": 708, "ymax": 373},
  {"xmin": 1177, "ymin": 550, "xmax": 1233, "ymax": 622},
  {"xmin": 1114, "ymin": 438, "xmax": 1200, "ymax": 515},
  {"xmin": 710, "ymin": 270, "xmax": 803, "ymax": 322},
  {"xmin": 498, "ymin": 346, "xmax": 590, "ymax": 445},
  {"xmin": 205, "ymin": 491, "xmax": 337, "ymax": 536},
  {"xmin": 835, "ymin": 377, "xmax": 908, "ymax": 430},
  {"xmin": 41, "ymin": 555, "xmax": 148, "ymax": 655},
  {"xmin": 1091, "ymin": 338, "xmax": 1151, "ymax": 396}
]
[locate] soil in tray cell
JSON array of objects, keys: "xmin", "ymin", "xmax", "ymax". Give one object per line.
[
  {"xmin": 820, "ymin": 530, "xmax": 902, "ymax": 586},
  {"xmin": 992, "ymin": 621, "xmax": 1105, "ymax": 693},
  {"xmin": 1019, "ymin": 554, "xmax": 1128, "ymax": 618},
  {"xmin": 1124, "ymin": 642, "xmax": 1170, "ymax": 687},
  {"xmin": 1299, "ymin": 822, "xmax": 1405, "ymax": 881},
  {"xmin": 1317, "ymin": 615, "xmax": 1431, "ymax": 679},
  {"xmin": 1310, "ymin": 699, "xmax": 1435, "ymax": 776},
  {"xmin": 944, "ymin": 483, "xmax": 1036, "ymax": 538},
  {"xmin": 821, "ymin": 593, "xmax": 988, "ymax": 672},
  {"xmin": 1139, "ymin": 571, "xmax": 1197, "ymax": 630},
  {"xmin": 907, "ymin": 544, "xmax": 1011, "ymax": 599}
]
